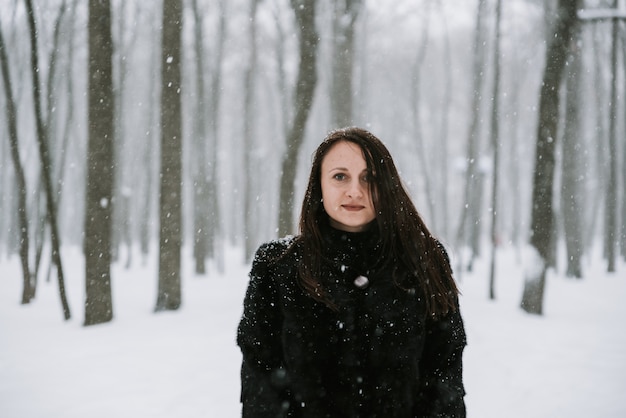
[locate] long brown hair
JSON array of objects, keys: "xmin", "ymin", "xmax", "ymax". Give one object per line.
[{"xmin": 292, "ymin": 127, "xmax": 459, "ymax": 317}]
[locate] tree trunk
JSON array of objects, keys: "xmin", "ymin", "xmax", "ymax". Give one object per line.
[
  {"xmin": 243, "ymin": 0, "xmax": 259, "ymax": 261},
  {"xmin": 584, "ymin": 24, "xmax": 609, "ymax": 255},
  {"xmin": 52, "ymin": 0, "xmax": 80, "ymax": 225},
  {"xmin": 84, "ymin": 0, "xmax": 115, "ymax": 326},
  {"xmin": 604, "ymin": 1, "xmax": 619, "ymax": 273},
  {"xmin": 330, "ymin": 0, "xmax": 362, "ymax": 127},
  {"xmin": 521, "ymin": 0, "xmax": 578, "ymax": 315},
  {"xmin": 24, "ymin": 0, "xmax": 71, "ymax": 320},
  {"xmin": 39, "ymin": 1, "xmax": 73, "ymax": 290},
  {"xmin": 410, "ymin": 2, "xmax": 437, "ymax": 230},
  {"xmin": 273, "ymin": 6, "xmax": 291, "ymax": 138},
  {"xmin": 156, "ymin": 0, "xmax": 183, "ymax": 312},
  {"xmin": 436, "ymin": 2, "xmax": 452, "ymax": 240},
  {"xmin": 0, "ymin": 21, "xmax": 33, "ymax": 304},
  {"xmin": 456, "ymin": 0, "xmax": 489, "ymax": 270},
  {"xmin": 277, "ymin": 0, "xmax": 319, "ymax": 237},
  {"xmin": 208, "ymin": 0, "xmax": 226, "ymax": 274},
  {"xmin": 111, "ymin": 0, "xmax": 137, "ymax": 268},
  {"xmin": 190, "ymin": 0, "xmax": 210, "ymax": 274},
  {"xmin": 561, "ymin": 26, "xmax": 583, "ymax": 279},
  {"xmin": 488, "ymin": 0, "xmax": 503, "ymax": 301},
  {"xmin": 139, "ymin": 5, "xmax": 162, "ymax": 262},
  {"xmin": 46, "ymin": 2, "xmax": 68, "ymax": 199},
  {"xmin": 622, "ymin": 25, "xmax": 626, "ymax": 263}
]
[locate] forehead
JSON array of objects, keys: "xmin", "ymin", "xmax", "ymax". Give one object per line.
[{"xmin": 322, "ymin": 141, "xmax": 366, "ymax": 169}]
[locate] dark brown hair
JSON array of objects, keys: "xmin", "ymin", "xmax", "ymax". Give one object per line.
[{"xmin": 292, "ymin": 127, "xmax": 459, "ymax": 317}]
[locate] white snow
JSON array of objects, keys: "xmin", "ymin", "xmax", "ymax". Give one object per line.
[
  {"xmin": 522, "ymin": 244, "xmax": 545, "ymax": 283},
  {"xmin": 1, "ymin": 243, "xmax": 625, "ymax": 417}
]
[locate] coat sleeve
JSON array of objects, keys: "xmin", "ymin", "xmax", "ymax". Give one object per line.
[
  {"xmin": 237, "ymin": 242, "xmax": 290, "ymax": 417},
  {"xmin": 416, "ymin": 307, "xmax": 467, "ymax": 417}
]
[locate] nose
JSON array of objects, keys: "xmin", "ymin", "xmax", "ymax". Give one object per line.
[{"xmin": 346, "ymin": 179, "xmax": 364, "ymax": 199}]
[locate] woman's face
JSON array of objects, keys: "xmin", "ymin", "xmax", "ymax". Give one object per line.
[{"xmin": 320, "ymin": 141, "xmax": 376, "ymax": 232}]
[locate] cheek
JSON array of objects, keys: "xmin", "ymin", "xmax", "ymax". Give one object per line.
[
  {"xmin": 321, "ymin": 181, "xmax": 339, "ymax": 211},
  {"xmin": 320, "ymin": 181, "xmax": 331, "ymax": 209}
]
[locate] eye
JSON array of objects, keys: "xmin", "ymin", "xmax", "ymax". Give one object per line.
[
  {"xmin": 362, "ymin": 171, "xmax": 374, "ymax": 183},
  {"xmin": 333, "ymin": 173, "xmax": 347, "ymax": 181}
]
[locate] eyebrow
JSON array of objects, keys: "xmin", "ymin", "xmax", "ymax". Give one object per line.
[{"xmin": 327, "ymin": 167, "xmax": 367, "ymax": 174}]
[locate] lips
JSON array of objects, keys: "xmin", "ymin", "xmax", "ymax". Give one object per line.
[{"xmin": 342, "ymin": 204, "xmax": 364, "ymax": 211}]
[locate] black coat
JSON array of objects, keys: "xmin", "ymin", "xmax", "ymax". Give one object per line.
[{"xmin": 237, "ymin": 227, "xmax": 466, "ymax": 417}]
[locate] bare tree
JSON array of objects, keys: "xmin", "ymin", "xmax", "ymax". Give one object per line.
[
  {"xmin": 156, "ymin": 0, "xmax": 183, "ymax": 311},
  {"xmin": 44, "ymin": 0, "xmax": 78, "ymax": 285},
  {"xmin": 604, "ymin": 0, "xmax": 619, "ymax": 272},
  {"xmin": 24, "ymin": 0, "xmax": 71, "ymax": 320},
  {"xmin": 84, "ymin": 0, "xmax": 115, "ymax": 326},
  {"xmin": 520, "ymin": 0, "xmax": 578, "ymax": 315},
  {"xmin": 189, "ymin": 0, "xmax": 225, "ymax": 274},
  {"xmin": 488, "ymin": 0, "xmax": 503, "ymax": 300},
  {"xmin": 111, "ymin": 0, "xmax": 139, "ymax": 268},
  {"xmin": 190, "ymin": 0, "xmax": 211, "ymax": 274},
  {"xmin": 243, "ymin": 0, "xmax": 260, "ymax": 261},
  {"xmin": 139, "ymin": 4, "xmax": 162, "ymax": 262},
  {"xmin": 208, "ymin": 0, "xmax": 226, "ymax": 273},
  {"xmin": 561, "ymin": 24, "xmax": 584, "ymax": 279},
  {"xmin": 434, "ymin": 1, "xmax": 453, "ymax": 240},
  {"xmin": 0, "ymin": 20, "xmax": 33, "ymax": 304},
  {"xmin": 622, "ymin": 27, "xmax": 626, "ymax": 263},
  {"xmin": 569, "ymin": 4, "xmax": 626, "ymax": 270},
  {"xmin": 410, "ymin": 1, "xmax": 437, "ymax": 228},
  {"xmin": 277, "ymin": 0, "xmax": 319, "ymax": 236},
  {"xmin": 330, "ymin": 0, "xmax": 363, "ymax": 127},
  {"xmin": 583, "ymin": 22, "xmax": 609, "ymax": 256},
  {"xmin": 456, "ymin": 0, "xmax": 489, "ymax": 271},
  {"xmin": 272, "ymin": 1, "xmax": 292, "ymax": 137}
]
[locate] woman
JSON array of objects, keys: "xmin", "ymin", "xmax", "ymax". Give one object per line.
[{"xmin": 237, "ymin": 127, "xmax": 466, "ymax": 417}]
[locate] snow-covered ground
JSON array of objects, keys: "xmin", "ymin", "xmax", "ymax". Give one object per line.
[{"xmin": 1, "ymin": 243, "xmax": 625, "ymax": 417}]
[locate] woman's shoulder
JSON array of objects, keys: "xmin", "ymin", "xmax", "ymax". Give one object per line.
[{"xmin": 252, "ymin": 235, "xmax": 300, "ymax": 266}]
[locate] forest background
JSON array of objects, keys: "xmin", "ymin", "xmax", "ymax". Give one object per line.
[
  {"xmin": 1, "ymin": 0, "xmax": 626, "ymax": 416},
  {"xmin": 0, "ymin": 0, "xmax": 624, "ymax": 351}
]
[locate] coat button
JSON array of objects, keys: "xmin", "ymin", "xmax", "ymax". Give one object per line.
[{"xmin": 353, "ymin": 275, "xmax": 369, "ymax": 289}]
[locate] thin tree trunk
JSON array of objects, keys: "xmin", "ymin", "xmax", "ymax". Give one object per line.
[
  {"xmin": 272, "ymin": 4, "xmax": 291, "ymax": 138},
  {"xmin": 156, "ymin": 0, "xmax": 183, "ymax": 312},
  {"xmin": 488, "ymin": 0, "xmax": 502, "ymax": 301},
  {"xmin": 190, "ymin": 0, "xmax": 210, "ymax": 274},
  {"xmin": 622, "ymin": 30, "xmax": 626, "ymax": 261},
  {"xmin": 84, "ymin": 0, "xmax": 115, "ymax": 326},
  {"xmin": 410, "ymin": 1, "xmax": 437, "ymax": 229},
  {"xmin": 456, "ymin": 0, "xmax": 489, "ymax": 270},
  {"xmin": 46, "ymin": 0, "xmax": 67, "ymax": 167},
  {"xmin": 208, "ymin": 0, "xmax": 226, "ymax": 274},
  {"xmin": 111, "ymin": 0, "xmax": 137, "ymax": 268},
  {"xmin": 277, "ymin": 0, "xmax": 319, "ymax": 237},
  {"xmin": 604, "ymin": 1, "xmax": 619, "ymax": 272},
  {"xmin": 561, "ymin": 25, "xmax": 583, "ymax": 279},
  {"xmin": 330, "ymin": 0, "xmax": 362, "ymax": 127},
  {"xmin": 521, "ymin": 0, "xmax": 578, "ymax": 315},
  {"xmin": 24, "ymin": 0, "xmax": 71, "ymax": 320},
  {"xmin": 42, "ymin": 2, "xmax": 72, "ymax": 287},
  {"xmin": 243, "ymin": 0, "xmax": 259, "ymax": 261},
  {"xmin": 584, "ymin": 24, "xmax": 609, "ymax": 253},
  {"xmin": 140, "ymin": 5, "xmax": 162, "ymax": 262},
  {"xmin": 53, "ymin": 0, "xmax": 79, "ymax": 215},
  {"xmin": 0, "ymin": 21, "xmax": 33, "ymax": 304},
  {"xmin": 436, "ymin": 1, "xmax": 452, "ymax": 240}
]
